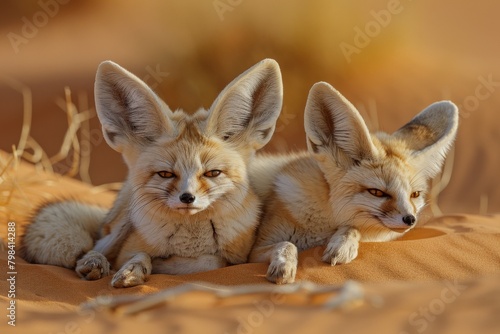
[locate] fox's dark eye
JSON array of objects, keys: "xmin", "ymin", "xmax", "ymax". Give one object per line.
[
  {"xmin": 367, "ymin": 188, "xmax": 388, "ymax": 198},
  {"xmin": 411, "ymin": 191, "xmax": 421, "ymax": 198},
  {"xmin": 204, "ymin": 170, "xmax": 222, "ymax": 178},
  {"xmin": 157, "ymin": 171, "xmax": 175, "ymax": 178}
]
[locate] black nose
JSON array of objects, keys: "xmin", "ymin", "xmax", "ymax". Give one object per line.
[
  {"xmin": 402, "ymin": 215, "xmax": 416, "ymax": 226},
  {"xmin": 179, "ymin": 193, "xmax": 195, "ymax": 204}
]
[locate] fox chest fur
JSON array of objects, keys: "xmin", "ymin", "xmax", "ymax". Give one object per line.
[
  {"xmin": 121, "ymin": 200, "xmax": 260, "ymax": 261},
  {"xmin": 126, "ymin": 219, "xmax": 219, "ymax": 258},
  {"xmin": 107, "ymin": 181, "xmax": 260, "ymax": 268}
]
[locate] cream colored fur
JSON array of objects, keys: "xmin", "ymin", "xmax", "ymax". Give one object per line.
[
  {"xmin": 249, "ymin": 82, "xmax": 459, "ymax": 284},
  {"xmin": 20, "ymin": 202, "xmax": 107, "ymax": 269},
  {"xmin": 21, "ymin": 59, "xmax": 283, "ymax": 287}
]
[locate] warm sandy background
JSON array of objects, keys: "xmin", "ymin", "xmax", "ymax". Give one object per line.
[
  {"xmin": 1, "ymin": 1, "xmax": 500, "ymax": 333},
  {"xmin": 1, "ymin": 0, "xmax": 499, "ymax": 214}
]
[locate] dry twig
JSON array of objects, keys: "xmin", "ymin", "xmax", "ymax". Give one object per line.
[{"xmin": 81, "ymin": 280, "xmax": 364, "ymax": 315}]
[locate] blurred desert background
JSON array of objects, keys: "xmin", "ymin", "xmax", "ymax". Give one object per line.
[{"xmin": 1, "ymin": 0, "xmax": 499, "ymax": 214}]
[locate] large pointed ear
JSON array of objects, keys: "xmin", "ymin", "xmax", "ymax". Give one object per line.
[
  {"xmin": 204, "ymin": 59, "xmax": 283, "ymax": 151},
  {"xmin": 304, "ymin": 82, "xmax": 378, "ymax": 167},
  {"xmin": 393, "ymin": 101, "xmax": 459, "ymax": 178},
  {"xmin": 94, "ymin": 61, "xmax": 174, "ymax": 153}
]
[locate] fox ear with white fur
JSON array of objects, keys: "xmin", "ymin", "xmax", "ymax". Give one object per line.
[
  {"xmin": 304, "ymin": 82, "xmax": 378, "ymax": 167},
  {"xmin": 94, "ymin": 61, "xmax": 174, "ymax": 154},
  {"xmin": 393, "ymin": 101, "xmax": 459, "ymax": 178},
  {"xmin": 205, "ymin": 59, "xmax": 283, "ymax": 151}
]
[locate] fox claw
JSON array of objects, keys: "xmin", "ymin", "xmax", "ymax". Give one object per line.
[{"xmin": 75, "ymin": 250, "xmax": 111, "ymax": 280}]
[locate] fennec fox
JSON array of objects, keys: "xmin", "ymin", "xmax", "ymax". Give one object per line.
[
  {"xmin": 249, "ymin": 82, "xmax": 459, "ymax": 284},
  {"xmin": 21, "ymin": 59, "xmax": 283, "ymax": 287}
]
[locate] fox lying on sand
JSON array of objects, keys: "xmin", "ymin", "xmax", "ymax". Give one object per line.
[
  {"xmin": 249, "ymin": 82, "xmax": 459, "ymax": 284},
  {"xmin": 21, "ymin": 59, "xmax": 283, "ymax": 287}
]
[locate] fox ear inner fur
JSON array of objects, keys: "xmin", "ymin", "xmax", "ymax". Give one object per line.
[
  {"xmin": 304, "ymin": 81, "xmax": 378, "ymax": 168},
  {"xmin": 205, "ymin": 58, "xmax": 283, "ymax": 151},
  {"xmin": 94, "ymin": 60, "xmax": 175, "ymax": 153},
  {"xmin": 95, "ymin": 59, "xmax": 283, "ymax": 158},
  {"xmin": 304, "ymin": 82, "xmax": 458, "ymax": 177},
  {"xmin": 394, "ymin": 101, "xmax": 459, "ymax": 178}
]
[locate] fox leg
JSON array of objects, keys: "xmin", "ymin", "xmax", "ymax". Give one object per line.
[
  {"xmin": 75, "ymin": 213, "xmax": 133, "ymax": 280},
  {"xmin": 74, "ymin": 227, "xmax": 126, "ymax": 280},
  {"xmin": 250, "ymin": 242, "xmax": 298, "ymax": 284},
  {"xmin": 111, "ymin": 252, "xmax": 152, "ymax": 288},
  {"xmin": 322, "ymin": 226, "xmax": 361, "ymax": 265},
  {"xmin": 151, "ymin": 255, "xmax": 227, "ymax": 275}
]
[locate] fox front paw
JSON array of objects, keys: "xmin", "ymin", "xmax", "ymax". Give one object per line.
[
  {"xmin": 111, "ymin": 262, "xmax": 149, "ymax": 288},
  {"xmin": 75, "ymin": 250, "xmax": 111, "ymax": 280},
  {"xmin": 322, "ymin": 232, "xmax": 360, "ymax": 266},
  {"xmin": 267, "ymin": 257, "xmax": 297, "ymax": 284},
  {"xmin": 266, "ymin": 241, "xmax": 298, "ymax": 284}
]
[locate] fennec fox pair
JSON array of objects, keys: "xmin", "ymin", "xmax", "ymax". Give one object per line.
[
  {"xmin": 250, "ymin": 82, "xmax": 458, "ymax": 284},
  {"xmin": 21, "ymin": 59, "xmax": 283, "ymax": 287},
  {"xmin": 21, "ymin": 60, "xmax": 458, "ymax": 287}
]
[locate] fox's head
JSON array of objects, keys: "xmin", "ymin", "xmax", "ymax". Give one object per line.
[
  {"xmin": 94, "ymin": 59, "xmax": 282, "ymax": 217},
  {"xmin": 304, "ymin": 82, "xmax": 459, "ymax": 240}
]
